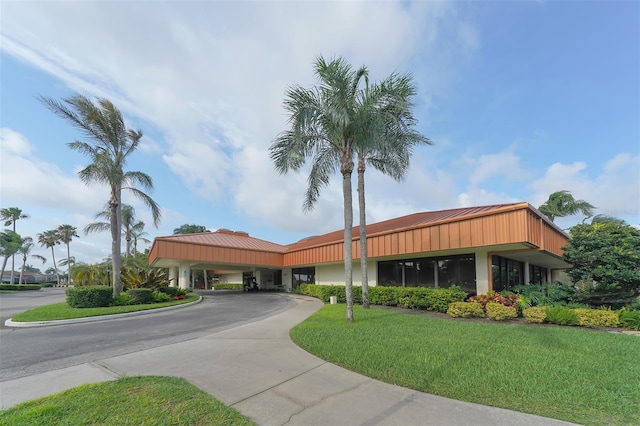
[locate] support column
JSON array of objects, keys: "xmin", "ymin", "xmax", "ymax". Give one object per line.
[
  {"xmin": 475, "ymin": 250, "xmax": 490, "ymax": 295},
  {"xmin": 169, "ymin": 266, "xmax": 178, "ymax": 288},
  {"xmin": 178, "ymin": 263, "xmax": 190, "ymax": 289},
  {"xmin": 524, "ymin": 262, "xmax": 531, "ymax": 285}
]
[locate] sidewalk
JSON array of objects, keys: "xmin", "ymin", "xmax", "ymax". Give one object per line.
[{"xmin": 0, "ymin": 295, "xmax": 577, "ymax": 425}]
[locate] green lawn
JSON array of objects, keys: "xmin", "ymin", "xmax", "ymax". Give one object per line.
[
  {"xmin": 0, "ymin": 376, "xmax": 253, "ymax": 426},
  {"xmin": 290, "ymin": 304, "xmax": 640, "ymax": 426},
  {"xmin": 10, "ymin": 295, "xmax": 200, "ymax": 322}
]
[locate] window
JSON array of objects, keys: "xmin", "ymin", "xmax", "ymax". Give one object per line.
[
  {"xmin": 378, "ymin": 261, "xmax": 403, "ymax": 286},
  {"xmin": 377, "ymin": 254, "xmax": 475, "ymax": 292},
  {"xmin": 491, "ymin": 255, "xmax": 524, "ymax": 292},
  {"xmin": 292, "ymin": 267, "xmax": 315, "ymax": 289},
  {"xmin": 529, "ymin": 265, "xmax": 548, "ymax": 285}
]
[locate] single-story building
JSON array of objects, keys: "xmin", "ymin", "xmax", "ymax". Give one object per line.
[{"xmin": 148, "ymin": 202, "xmax": 571, "ymax": 295}]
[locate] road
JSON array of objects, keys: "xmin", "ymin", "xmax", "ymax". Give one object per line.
[{"xmin": 0, "ymin": 288, "xmax": 295, "ymax": 382}]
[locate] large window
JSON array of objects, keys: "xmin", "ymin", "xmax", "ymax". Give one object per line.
[
  {"xmin": 292, "ymin": 267, "xmax": 315, "ymax": 289},
  {"xmin": 529, "ymin": 265, "xmax": 548, "ymax": 285},
  {"xmin": 377, "ymin": 254, "xmax": 476, "ymax": 293},
  {"xmin": 491, "ymin": 255, "xmax": 523, "ymax": 292}
]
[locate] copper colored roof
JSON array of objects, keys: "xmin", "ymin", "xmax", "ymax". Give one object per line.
[
  {"xmin": 156, "ymin": 230, "xmax": 287, "ymax": 253},
  {"xmin": 286, "ymin": 203, "xmax": 527, "ymax": 251}
]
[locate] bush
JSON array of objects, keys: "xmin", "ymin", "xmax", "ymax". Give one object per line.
[
  {"xmin": 157, "ymin": 286, "xmax": 180, "ymax": 297},
  {"xmin": 545, "ymin": 306, "xmax": 579, "ymax": 325},
  {"xmin": 66, "ymin": 286, "xmax": 113, "ymax": 308},
  {"xmin": 112, "ymin": 293, "xmax": 135, "ymax": 306},
  {"xmin": 618, "ymin": 308, "xmax": 640, "ymax": 330},
  {"xmin": 486, "ymin": 302, "xmax": 518, "ymax": 321},
  {"xmin": 0, "ymin": 284, "xmax": 41, "ymax": 291},
  {"xmin": 573, "ymin": 308, "xmax": 619, "ymax": 328},
  {"xmin": 151, "ymin": 291, "xmax": 172, "ymax": 303},
  {"xmin": 121, "ymin": 267, "xmax": 171, "ymax": 290},
  {"xmin": 212, "ymin": 283, "xmax": 242, "ymax": 290},
  {"xmin": 523, "ymin": 307, "xmax": 548, "ymax": 323},
  {"xmin": 512, "ymin": 282, "xmax": 577, "ymax": 307},
  {"xmin": 470, "ymin": 291, "xmax": 520, "ymax": 310},
  {"xmin": 126, "ymin": 288, "xmax": 153, "ymax": 305},
  {"xmin": 447, "ymin": 302, "xmax": 485, "ymax": 318},
  {"xmin": 425, "ymin": 286, "xmax": 467, "ymax": 313}
]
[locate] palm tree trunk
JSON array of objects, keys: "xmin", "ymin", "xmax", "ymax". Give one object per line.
[
  {"xmin": 1, "ymin": 256, "xmax": 8, "ymax": 283},
  {"xmin": 66, "ymin": 243, "xmax": 71, "ymax": 284},
  {"xmin": 341, "ymin": 158, "xmax": 354, "ymax": 323},
  {"xmin": 10, "ymin": 222, "xmax": 16, "ymax": 284},
  {"xmin": 51, "ymin": 247, "xmax": 60, "ymax": 286},
  {"xmin": 110, "ymin": 188, "xmax": 123, "ymax": 296},
  {"xmin": 20, "ymin": 253, "xmax": 26, "ymax": 284},
  {"xmin": 357, "ymin": 156, "xmax": 369, "ymax": 308}
]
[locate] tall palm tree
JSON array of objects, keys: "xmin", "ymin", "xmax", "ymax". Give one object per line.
[
  {"xmin": 270, "ymin": 56, "xmax": 379, "ymax": 322},
  {"xmin": 40, "ymin": 94, "xmax": 161, "ymax": 296},
  {"xmin": 57, "ymin": 224, "xmax": 78, "ymax": 283},
  {"xmin": 538, "ymin": 190, "xmax": 595, "ymax": 222},
  {"xmin": 17, "ymin": 237, "xmax": 46, "ymax": 284},
  {"xmin": 0, "ymin": 230, "xmax": 23, "ymax": 283},
  {"xmin": 355, "ymin": 74, "xmax": 431, "ymax": 308},
  {"xmin": 38, "ymin": 230, "xmax": 61, "ymax": 285},
  {"xmin": 85, "ymin": 204, "xmax": 141, "ymax": 258},
  {"xmin": 130, "ymin": 222, "xmax": 150, "ymax": 256},
  {"xmin": 1, "ymin": 207, "xmax": 29, "ymax": 285}
]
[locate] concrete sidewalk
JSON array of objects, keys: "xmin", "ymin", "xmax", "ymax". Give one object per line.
[{"xmin": 0, "ymin": 295, "xmax": 577, "ymax": 425}]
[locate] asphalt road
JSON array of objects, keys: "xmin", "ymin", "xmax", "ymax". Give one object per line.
[{"xmin": 0, "ymin": 288, "xmax": 295, "ymax": 382}]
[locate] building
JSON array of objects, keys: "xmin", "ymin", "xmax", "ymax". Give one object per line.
[{"xmin": 148, "ymin": 202, "xmax": 571, "ymax": 295}]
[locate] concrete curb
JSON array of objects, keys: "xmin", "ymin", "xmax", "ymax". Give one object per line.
[{"xmin": 4, "ymin": 296, "xmax": 203, "ymax": 328}]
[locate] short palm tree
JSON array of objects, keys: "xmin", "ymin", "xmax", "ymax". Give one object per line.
[
  {"xmin": 1, "ymin": 207, "xmax": 29, "ymax": 285},
  {"xmin": 17, "ymin": 237, "xmax": 46, "ymax": 284},
  {"xmin": 538, "ymin": 190, "xmax": 595, "ymax": 222},
  {"xmin": 38, "ymin": 230, "xmax": 61, "ymax": 285},
  {"xmin": 41, "ymin": 94, "xmax": 161, "ymax": 296},
  {"xmin": 130, "ymin": 222, "xmax": 150, "ymax": 256},
  {"xmin": 0, "ymin": 230, "xmax": 23, "ymax": 283},
  {"xmin": 57, "ymin": 224, "xmax": 78, "ymax": 283}
]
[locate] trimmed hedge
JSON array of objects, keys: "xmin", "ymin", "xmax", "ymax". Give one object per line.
[
  {"xmin": 297, "ymin": 284, "xmax": 466, "ymax": 313},
  {"xmin": 523, "ymin": 306, "xmax": 547, "ymax": 323},
  {"xmin": 447, "ymin": 302, "xmax": 485, "ymax": 318},
  {"xmin": 212, "ymin": 283, "xmax": 243, "ymax": 290},
  {"xmin": 573, "ymin": 308, "xmax": 619, "ymax": 328},
  {"xmin": 127, "ymin": 288, "xmax": 153, "ymax": 305},
  {"xmin": 0, "ymin": 284, "xmax": 41, "ymax": 291},
  {"xmin": 486, "ymin": 302, "xmax": 518, "ymax": 321},
  {"xmin": 66, "ymin": 286, "xmax": 113, "ymax": 308}
]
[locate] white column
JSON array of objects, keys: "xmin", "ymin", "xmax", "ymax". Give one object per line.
[
  {"xmin": 475, "ymin": 250, "xmax": 490, "ymax": 295},
  {"xmin": 524, "ymin": 262, "xmax": 530, "ymax": 285},
  {"xmin": 203, "ymin": 269, "xmax": 208, "ymax": 289},
  {"xmin": 169, "ymin": 266, "xmax": 178, "ymax": 288},
  {"xmin": 282, "ymin": 268, "xmax": 292, "ymax": 292},
  {"xmin": 178, "ymin": 263, "xmax": 190, "ymax": 289}
]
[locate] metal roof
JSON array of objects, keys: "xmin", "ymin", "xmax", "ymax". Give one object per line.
[{"xmin": 156, "ymin": 229, "xmax": 288, "ymax": 253}]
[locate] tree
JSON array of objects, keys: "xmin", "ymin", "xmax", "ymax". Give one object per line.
[
  {"xmin": 85, "ymin": 204, "xmax": 141, "ymax": 257},
  {"xmin": 1, "ymin": 207, "xmax": 29, "ymax": 285},
  {"xmin": 538, "ymin": 190, "xmax": 595, "ymax": 222},
  {"xmin": 57, "ymin": 224, "xmax": 79, "ymax": 283},
  {"xmin": 271, "ymin": 56, "xmax": 408, "ymax": 322},
  {"xmin": 17, "ymin": 237, "xmax": 46, "ymax": 284},
  {"xmin": 38, "ymin": 230, "xmax": 61, "ymax": 285},
  {"xmin": 562, "ymin": 221, "xmax": 640, "ymax": 308},
  {"xmin": 355, "ymin": 73, "xmax": 431, "ymax": 308},
  {"xmin": 130, "ymin": 223, "xmax": 150, "ymax": 256},
  {"xmin": 41, "ymin": 93, "xmax": 162, "ymax": 297},
  {"xmin": 173, "ymin": 224, "xmax": 209, "ymax": 234},
  {"xmin": 0, "ymin": 230, "xmax": 23, "ymax": 283}
]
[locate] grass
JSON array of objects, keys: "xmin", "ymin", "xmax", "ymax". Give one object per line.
[
  {"xmin": 0, "ymin": 376, "xmax": 254, "ymax": 426},
  {"xmin": 10, "ymin": 295, "xmax": 200, "ymax": 322},
  {"xmin": 290, "ymin": 304, "xmax": 640, "ymax": 426}
]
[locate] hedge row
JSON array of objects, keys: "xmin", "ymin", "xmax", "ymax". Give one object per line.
[
  {"xmin": 0, "ymin": 284, "xmax": 42, "ymax": 291},
  {"xmin": 66, "ymin": 285, "xmax": 190, "ymax": 308},
  {"xmin": 212, "ymin": 284, "xmax": 243, "ymax": 290},
  {"xmin": 297, "ymin": 284, "xmax": 466, "ymax": 313}
]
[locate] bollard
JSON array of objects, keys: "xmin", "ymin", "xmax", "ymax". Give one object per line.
[{"xmin": 329, "ymin": 296, "xmax": 337, "ymax": 304}]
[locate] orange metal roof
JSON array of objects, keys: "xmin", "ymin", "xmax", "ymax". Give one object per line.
[
  {"xmin": 155, "ymin": 229, "xmax": 287, "ymax": 253},
  {"xmin": 285, "ymin": 203, "xmax": 527, "ymax": 251}
]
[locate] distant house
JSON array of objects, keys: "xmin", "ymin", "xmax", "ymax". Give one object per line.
[{"xmin": 149, "ymin": 202, "xmax": 570, "ymax": 295}]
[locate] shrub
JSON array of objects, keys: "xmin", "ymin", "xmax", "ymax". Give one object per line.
[
  {"xmin": 212, "ymin": 283, "xmax": 242, "ymax": 290},
  {"xmin": 112, "ymin": 293, "xmax": 135, "ymax": 306},
  {"xmin": 126, "ymin": 288, "xmax": 153, "ymax": 305},
  {"xmin": 121, "ymin": 267, "xmax": 171, "ymax": 289},
  {"xmin": 157, "ymin": 286, "xmax": 180, "ymax": 297},
  {"xmin": 0, "ymin": 284, "xmax": 41, "ymax": 291},
  {"xmin": 545, "ymin": 306, "xmax": 579, "ymax": 325},
  {"xmin": 486, "ymin": 302, "xmax": 518, "ymax": 321},
  {"xmin": 470, "ymin": 291, "xmax": 520, "ymax": 310},
  {"xmin": 152, "ymin": 291, "xmax": 172, "ymax": 303},
  {"xmin": 447, "ymin": 302, "xmax": 485, "ymax": 318},
  {"xmin": 523, "ymin": 307, "xmax": 548, "ymax": 323},
  {"xmin": 573, "ymin": 308, "xmax": 619, "ymax": 328},
  {"xmin": 66, "ymin": 286, "xmax": 113, "ymax": 308},
  {"xmin": 426, "ymin": 286, "xmax": 467, "ymax": 313},
  {"xmin": 368, "ymin": 286, "xmax": 400, "ymax": 306},
  {"xmin": 512, "ymin": 282, "xmax": 577, "ymax": 307},
  {"xmin": 618, "ymin": 308, "xmax": 640, "ymax": 330}
]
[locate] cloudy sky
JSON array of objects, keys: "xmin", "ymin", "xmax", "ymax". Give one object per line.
[{"xmin": 1, "ymin": 1, "xmax": 638, "ymax": 272}]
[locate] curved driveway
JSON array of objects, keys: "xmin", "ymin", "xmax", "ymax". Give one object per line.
[{"xmin": 0, "ymin": 288, "xmax": 295, "ymax": 382}]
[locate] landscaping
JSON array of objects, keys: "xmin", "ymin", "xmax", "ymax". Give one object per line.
[
  {"xmin": 0, "ymin": 376, "xmax": 253, "ymax": 426},
  {"xmin": 290, "ymin": 304, "xmax": 640, "ymax": 426}
]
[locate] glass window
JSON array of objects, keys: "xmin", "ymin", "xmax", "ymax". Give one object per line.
[
  {"xmin": 416, "ymin": 259, "xmax": 436, "ymax": 287},
  {"xmin": 292, "ymin": 267, "xmax": 315, "ymax": 289},
  {"xmin": 378, "ymin": 261, "xmax": 403, "ymax": 286}
]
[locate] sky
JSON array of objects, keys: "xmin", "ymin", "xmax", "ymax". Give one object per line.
[{"xmin": 1, "ymin": 0, "xmax": 639, "ymax": 273}]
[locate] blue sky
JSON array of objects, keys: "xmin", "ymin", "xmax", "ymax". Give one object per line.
[{"xmin": 1, "ymin": 1, "xmax": 638, "ymax": 271}]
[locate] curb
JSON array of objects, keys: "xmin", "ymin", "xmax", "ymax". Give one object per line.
[{"xmin": 4, "ymin": 296, "xmax": 203, "ymax": 328}]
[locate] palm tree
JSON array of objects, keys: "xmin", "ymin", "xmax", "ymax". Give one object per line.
[
  {"xmin": 1, "ymin": 207, "xmax": 29, "ymax": 285},
  {"xmin": 271, "ymin": 56, "xmax": 380, "ymax": 322},
  {"xmin": 355, "ymin": 74, "xmax": 432, "ymax": 308},
  {"xmin": 40, "ymin": 94, "xmax": 162, "ymax": 296},
  {"xmin": 38, "ymin": 230, "xmax": 61, "ymax": 285},
  {"xmin": 538, "ymin": 190, "xmax": 595, "ymax": 222},
  {"xmin": 0, "ymin": 230, "xmax": 23, "ymax": 283},
  {"xmin": 85, "ymin": 204, "xmax": 144, "ymax": 258},
  {"xmin": 173, "ymin": 224, "xmax": 209, "ymax": 234},
  {"xmin": 17, "ymin": 237, "xmax": 46, "ymax": 284},
  {"xmin": 130, "ymin": 222, "xmax": 150, "ymax": 256},
  {"xmin": 57, "ymin": 224, "xmax": 78, "ymax": 283}
]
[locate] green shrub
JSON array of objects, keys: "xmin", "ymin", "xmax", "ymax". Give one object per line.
[
  {"xmin": 152, "ymin": 291, "xmax": 172, "ymax": 303},
  {"xmin": 523, "ymin": 306, "xmax": 548, "ymax": 323},
  {"xmin": 545, "ymin": 306, "xmax": 579, "ymax": 325},
  {"xmin": 573, "ymin": 308, "xmax": 619, "ymax": 328},
  {"xmin": 112, "ymin": 293, "xmax": 135, "ymax": 306},
  {"xmin": 368, "ymin": 286, "xmax": 400, "ymax": 306},
  {"xmin": 447, "ymin": 302, "xmax": 485, "ymax": 318},
  {"xmin": 0, "ymin": 284, "xmax": 41, "ymax": 291},
  {"xmin": 66, "ymin": 286, "xmax": 113, "ymax": 308},
  {"xmin": 426, "ymin": 286, "xmax": 467, "ymax": 313},
  {"xmin": 157, "ymin": 286, "xmax": 180, "ymax": 297},
  {"xmin": 212, "ymin": 283, "xmax": 242, "ymax": 290},
  {"xmin": 126, "ymin": 288, "xmax": 153, "ymax": 305},
  {"xmin": 486, "ymin": 302, "xmax": 517, "ymax": 321},
  {"xmin": 512, "ymin": 282, "xmax": 577, "ymax": 307},
  {"xmin": 121, "ymin": 267, "xmax": 171, "ymax": 289},
  {"xmin": 470, "ymin": 291, "xmax": 520, "ymax": 310},
  {"xmin": 618, "ymin": 308, "xmax": 640, "ymax": 330}
]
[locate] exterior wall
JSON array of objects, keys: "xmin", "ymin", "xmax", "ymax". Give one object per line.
[
  {"xmin": 152, "ymin": 240, "xmax": 283, "ymax": 268},
  {"xmin": 316, "ymin": 264, "xmax": 347, "ymax": 285}
]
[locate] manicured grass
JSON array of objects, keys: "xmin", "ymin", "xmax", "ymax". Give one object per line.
[
  {"xmin": 0, "ymin": 376, "xmax": 254, "ymax": 426},
  {"xmin": 290, "ymin": 304, "xmax": 640, "ymax": 426},
  {"xmin": 10, "ymin": 295, "xmax": 200, "ymax": 322}
]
